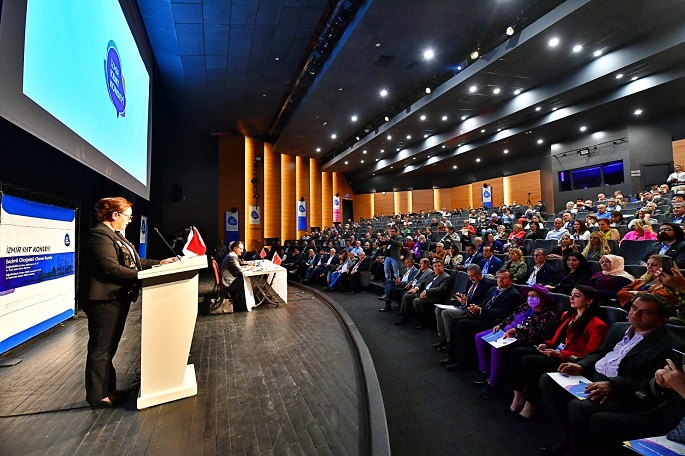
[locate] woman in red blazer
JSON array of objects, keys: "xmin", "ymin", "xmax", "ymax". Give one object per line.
[{"xmin": 506, "ymin": 285, "xmax": 608, "ymax": 420}]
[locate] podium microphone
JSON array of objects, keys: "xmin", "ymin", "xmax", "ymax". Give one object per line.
[{"xmin": 154, "ymin": 227, "xmax": 182, "ymax": 261}]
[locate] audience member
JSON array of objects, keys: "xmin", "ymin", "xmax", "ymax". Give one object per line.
[
  {"xmin": 546, "ymin": 218, "xmax": 570, "ymax": 241},
  {"xmin": 645, "ymin": 222, "xmax": 685, "ymax": 269},
  {"xmin": 582, "ymin": 231, "xmax": 612, "ymax": 262},
  {"xmin": 382, "ymin": 258, "xmax": 421, "ymax": 311},
  {"xmin": 443, "ymin": 245, "xmax": 463, "ymax": 270},
  {"xmin": 589, "ymin": 254, "xmax": 635, "ymax": 306},
  {"xmin": 395, "ymin": 259, "xmax": 435, "ymax": 325},
  {"xmin": 457, "ymin": 243, "xmax": 483, "ymax": 271},
  {"xmin": 501, "ymin": 248, "xmax": 527, "ymax": 283},
  {"xmin": 547, "ymin": 251, "xmax": 592, "ymax": 295},
  {"xmin": 524, "ymin": 249, "xmax": 557, "ymax": 286},
  {"xmin": 570, "ymin": 219, "xmax": 591, "ymax": 241},
  {"xmin": 407, "ymin": 260, "xmax": 453, "ymax": 329},
  {"xmin": 548, "ymin": 233, "xmax": 580, "ymax": 259},
  {"xmin": 617, "ymin": 254, "xmax": 676, "ymax": 309},
  {"xmin": 620, "ymin": 219, "xmax": 657, "ymax": 244},
  {"xmin": 597, "ymin": 218, "xmax": 620, "ymax": 242}
]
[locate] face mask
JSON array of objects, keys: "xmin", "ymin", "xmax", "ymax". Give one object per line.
[
  {"xmin": 658, "ymin": 232, "xmax": 671, "ymax": 242},
  {"xmin": 528, "ymin": 296, "xmax": 541, "ymax": 308}
]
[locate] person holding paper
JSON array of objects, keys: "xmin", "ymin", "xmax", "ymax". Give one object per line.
[
  {"xmin": 474, "ymin": 283, "xmax": 558, "ymax": 399},
  {"xmin": 508, "ymin": 286, "xmax": 608, "ymax": 420},
  {"xmin": 80, "ymin": 197, "xmax": 177, "ymax": 409},
  {"xmin": 538, "ymin": 294, "xmax": 685, "ymax": 456}
]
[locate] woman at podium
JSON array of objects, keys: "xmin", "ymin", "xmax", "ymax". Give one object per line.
[{"xmin": 79, "ymin": 197, "xmax": 176, "ymax": 409}]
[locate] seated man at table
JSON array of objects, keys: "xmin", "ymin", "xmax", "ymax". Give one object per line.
[
  {"xmin": 538, "ymin": 294, "xmax": 684, "ymax": 456},
  {"xmin": 221, "ymin": 240, "xmax": 247, "ymax": 311}
]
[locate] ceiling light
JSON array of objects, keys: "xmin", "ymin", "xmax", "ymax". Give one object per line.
[
  {"xmin": 572, "ymin": 45, "xmax": 583, "ymax": 53},
  {"xmin": 406, "ymin": 135, "xmax": 411, "ymax": 139},
  {"xmin": 469, "ymin": 85, "xmax": 477, "ymax": 93},
  {"xmin": 420, "ymin": 115, "xmax": 426, "ymax": 121},
  {"xmin": 380, "ymin": 89, "xmax": 388, "ymax": 97},
  {"xmin": 331, "ymin": 134, "xmax": 337, "ymax": 139},
  {"xmin": 552, "ymin": 107, "xmax": 558, "ymax": 111},
  {"xmin": 634, "ymin": 109, "xmax": 643, "ymax": 115},
  {"xmin": 493, "ymin": 88, "xmax": 500, "ymax": 94},
  {"xmin": 548, "ymin": 37, "xmax": 560, "ymax": 47},
  {"xmin": 387, "ymin": 135, "xmax": 392, "ymax": 140},
  {"xmin": 338, "ymin": 88, "xmax": 343, "ymax": 91},
  {"xmin": 274, "ymin": 57, "xmax": 280, "ymax": 61},
  {"xmin": 456, "ymin": 65, "xmax": 462, "ymax": 71},
  {"xmin": 351, "ymin": 115, "xmax": 358, "ymax": 122},
  {"xmin": 316, "ymin": 147, "xmax": 321, "ymax": 152},
  {"xmin": 423, "ymin": 49, "xmax": 434, "ymax": 60},
  {"xmin": 380, "ymin": 149, "xmax": 384, "ymax": 152},
  {"xmin": 580, "ymin": 126, "xmax": 587, "ymax": 132},
  {"xmin": 384, "ymin": 116, "xmax": 390, "ymax": 122},
  {"xmin": 375, "ymin": 43, "xmax": 380, "ymax": 47},
  {"xmin": 461, "ymin": 115, "xmax": 467, "ymax": 120},
  {"xmin": 442, "ymin": 145, "xmax": 446, "ymax": 148},
  {"xmin": 396, "ymin": 147, "xmax": 400, "ymax": 151},
  {"xmin": 616, "ymin": 73, "xmax": 623, "ymax": 79},
  {"xmin": 506, "ymin": 26, "xmax": 515, "ymax": 36},
  {"xmin": 535, "ymin": 106, "xmax": 541, "ymax": 111},
  {"xmin": 480, "ymin": 129, "xmax": 485, "ymax": 133},
  {"xmin": 423, "ymin": 134, "xmax": 428, "ymax": 138},
  {"xmin": 375, "ymin": 159, "xmax": 379, "ymax": 162},
  {"xmin": 476, "ymin": 158, "xmax": 481, "ymax": 162},
  {"xmin": 497, "ymin": 128, "xmax": 502, "ymax": 132},
  {"xmin": 503, "ymin": 149, "xmax": 508, "ymax": 154},
  {"xmin": 344, "ymin": 161, "xmax": 348, "ymax": 164},
  {"xmin": 390, "ymin": 166, "xmax": 393, "ymax": 169},
  {"xmin": 363, "ymin": 150, "xmax": 367, "ymax": 154},
  {"xmin": 425, "ymin": 87, "xmax": 431, "ymax": 94},
  {"xmin": 631, "ymin": 76, "xmax": 638, "ymax": 81},
  {"xmin": 537, "ymin": 139, "xmax": 544, "ymax": 144},
  {"xmin": 427, "ymin": 155, "xmax": 431, "ymax": 158},
  {"xmin": 442, "ymin": 115, "xmax": 447, "ymax": 121},
  {"xmin": 413, "ymin": 157, "xmax": 416, "ymax": 160},
  {"xmin": 593, "ymin": 50, "xmax": 602, "ymax": 57},
  {"xmin": 514, "ymin": 89, "xmax": 521, "ymax": 95},
  {"xmin": 360, "ymin": 160, "xmax": 364, "ymax": 163},
  {"xmin": 470, "ymin": 50, "xmax": 479, "ymax": 60}
]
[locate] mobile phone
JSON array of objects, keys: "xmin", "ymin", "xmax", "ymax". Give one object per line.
[
  {"xmin": 662, "ymin": 256, "xmax": 674, "ymax": 275},
  {"xmin": 534, "ymin": 345, "xmax": 543, "ymax": 351},
  {"xmin": 672, "ymin": 348, "xmax": 685, "ymax": 367}
]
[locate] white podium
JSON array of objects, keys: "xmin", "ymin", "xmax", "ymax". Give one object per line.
[{"xmin": 136, "ymin": 255, "xmax": 206, "ymax": 409}]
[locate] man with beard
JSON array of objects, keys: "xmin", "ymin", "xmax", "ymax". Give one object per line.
[{"xmin": 645, "ymin": 222, "xmax": 685, "ymax": 269}]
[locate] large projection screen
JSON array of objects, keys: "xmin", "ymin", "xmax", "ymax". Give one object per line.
[{"xmin": 0, "ymin": 0, "xmax": 153, "ymax": 199}]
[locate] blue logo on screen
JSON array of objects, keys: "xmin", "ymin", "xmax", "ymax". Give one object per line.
[
  {"xmin": 251, "ymin": 211, "xmax": 259, "ymax": 220},
  {"xmin": 483, "ymin": 191, "xmax": 491, "ymax": 198},
  {"xmin": 141, "ymin": 219, "xmax": 146, "ymax": 234},
  {"xmin": 298, "ymin": 205, "xmax": 305, "ymax": 213},
  {"xmin": 64, "ymin": 233, "xmax": 71, "ymax": 247},
  {"xmin": 104, "ymin": 40, "xmax": 126, "ymax": 117},
  {"xmin": 334, "ymin": 199, "xmax": 339, "ymax": 206},
  {"xmin": 227, "ymin": 216, "xmax": 238, "ymax": 226}
]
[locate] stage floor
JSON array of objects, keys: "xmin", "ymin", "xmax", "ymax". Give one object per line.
[{"xmin": 0, "ymin": 284, "xmax": 369, "ymax": 455}]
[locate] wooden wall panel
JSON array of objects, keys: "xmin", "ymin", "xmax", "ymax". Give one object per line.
[
  {"xmin": 296, "ymin": 156, "xmax": 310, "ymax": 234},
  {"xmin": 451, "ymin": 184, "xmax": 473, "ymax": 210},
  {"xmin": 354, "ymin": 194, "xmax": 374, "ymax": 220},
  {"xmin": 412, "ymin": 189, "xmax": 434, "ymax": 213},
  {"xmin": 472, "ymin": 177, "xmax": 504, "ymax": 208},
  {"xmin": 674, "ymin": 139, "xmax": 685, "ymax": 169},
  {"xmin": 504, "ymin": 170, "xmax": 541, "ymax": 207},
  {"xmin": 394, "ymin": 191, "xmax": 411, "ymax": 214},
  {"xmin": 374, "ymin": 192, "xmax": 394, "ymax": 216},
  {"xmin": 263, "ymin": 144, "xmax": 281, "ymax": 241},
  {"xmin": 245, "ymin": 138, "xmax": 262, "ymax": 249},
  {"xmin": 309, "ymin": 158, "xmax": 322, "ymax": 230},
  {"xmin": 434, "ymin": 188, "xmax": 452, "ymax": 211},
  {"xmin": 336, "ymin": 174, "xmax": 355, "ymax": 200},
  {"xmin": 218, "ymin": 136, "xmax": 245, "ymax": 241},
  {"xmin": 322, "ymin": 172, "xmax": 333, "ymax": 228},
  {"xmin": 281, "ymin": 155, "xmax": 296, "ymax": 242}
]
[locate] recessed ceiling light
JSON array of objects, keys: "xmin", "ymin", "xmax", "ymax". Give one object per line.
[
  {"xmin": 572, "ymin": 44, "xmax": 583, "ymax": 53},
  {"xmin": 390, "ymin": 166, "xmax": 393, "ymax": 169},
  {"xmin": 356, "ymin": 136, "xmax": 360, "ymax": 141},
  {"xmin": 363, "ymin": 150, "xmax": 367, "ymax": 154},
  {"xmin": 262, "ymin": 94, "xmax": 266, "ymax": 97},
  {"xmin": 339, "ymin": 88, "xmax": 343, "ymax": 91},
  {"xmin": 406, "ymin": 135, "xmax": 411, "ymax": 139},
  {"xmin": 453, "ymin": 165, "xmax": 458, "ymax": 169},
  {"xmin": 456, "ymin": 65, "xmax": 462, "ymax": 71},
  {"xmin": 461, "ymin": 115, "xmax": 467, "ymax": 120},
  {"xmin": 548, "ymin": 37, "xmax": 560, "ymax": 47},
  {"xmin": 442, "ymin": 115, "xmax": 448, "ymax": 121},
  {"xmin": 316, "ymin": 147, "xmax": 321, "ymax": 152},
  {"xmin": 323, "ymin": 121, "xmax": 327, "ymax": 125},
  {"xmin": 423, "ymin": 49, "xmax": 434, "ymax": 60},
  {"xmin": 375, "ymin": 43, "xmax": 380, "ymax": 47},
  {"xmin": 384, "ymin": 116, "xmax": 390, "ymax": 122},
  {"xmin": 469, "ymin": 85, "xmax": 477, "ymax": 93},
  {"xmin": 493, "ymin": 88, "xmax": 500, "ymax": 94},
  {"xmin": 413, "ymin": 157, "xmax": 416, "ymax": 160},
  {"xmin": 375, "ymin": 159, "xmax": 379, "ymax": 162},
  {"xmin": 425, "ymin": 87, "xmax": 431, "ymax": 94},
  {"xmin": 616, "ymin": 73, "xmax": 623, "ymax": 79},
  {"xmin": 593, "ymin": 50, "xmax": 603, "ymax": 57},
  {"xmin": 535, "ymin": 106, "xmax": 542, "ymax": 111},
  {"xmin": 427, "ymin": 155, "xmax": 431, "ymax": 158},
  {"xmin": 506, "ymin": 26, "xmax": 515, "ymax": 36},
  {"xmin": 552, "ymin": 107, "xmax": 558, "ymax": 111},
  {"xmin": 387, "ymin": 135, "xmax": 392, "ymax": 140},
  {"xmin": 480, "ymin": 129, "xmax": 485, "ymax": 133},
  {"xmin": 537, "ymin": 139, "xmax": 544, "ymax": 144},
  {"xmin": 380, "ymin": 89, "xmax": 388, "ymax": 97},
  {"xmin": 423, "ymin": 134, "xmax": 428, "ymax": 138},
  {"xmin": 470, "ymin": 50, "xmax": 479, "ymax": 60},
  {"xmin": 631, "ymin": 76, "xmax": 638, "ymax": 81},
  {"xmin": 274, "ymin": 57, "xmax": 280, "ymax": 61},
  {"xmin": 351, "ymin": 115, "xmax": 358, "ymax": 122},
  {"xmin": 420, "ymin": 115, "xmax": 427, "ymax": 121},
  {"xmin": 503, "ymin": 149, "xmax": 508, "ymax": 154},
  {"xmin": 344, "ymin": 161, "xmax": 348, "ymax": 164},
  {"xmin": 380, "ymin": 149, "xmax": 384, "ymax": 152},
  {"xmin": 360, "ymin": 160, "xmax": 364, "ymax": 163},
  {"xmin": 442, "ymin": 145, "xmax": 446, "ymax": 148},
  {"xmin": 497, "ymin": 128, "xmax": 501, "ymax": 132},
  {"xmin": 476, "ymin": 158, "xmax": 481, "ymax": 162},
  {"xmin": 396, "ymin": 147, "xmax": 400, "ymax": 151},
  {"xmin": 331, "ymin": 134, "xmax": 337, "ymax": 139},
  {"xmin": 634, "ymin": 109, "xmax": 643, "ymax": 115},
  {"xmin": 514, "ymin": 89, "xmax": 522, "ymax": 95},
  {"xmin": 580, "ymin": 126, "xmax": 587, "ymax": 132}
]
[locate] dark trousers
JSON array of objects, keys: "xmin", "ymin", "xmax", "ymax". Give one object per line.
[
  {"xmin": 85, "ymin": 298, "xmax": 131, "ymax": 403},
  {"xmin": 509, "ymin": 347, "xmax": 560, "ymax": 405},
  {"xmin": 227, "ymin": 276, "xmax": 247, "ymax": 311},
  {"xmin": 449, "ymin": 317, "xmax": 489, "ymax": 367}
]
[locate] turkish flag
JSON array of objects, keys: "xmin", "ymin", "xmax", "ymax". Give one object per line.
[
  {"xmin": 182, "ymin": 226, "xmax": 207, "ymax": 257},
  {"xmin": 272, "ymin": 252, "xmax": 282, "ymax": 265},
  {"xmin": 260, "ymin": 248, "xmax": 267, "ymax": 259}
]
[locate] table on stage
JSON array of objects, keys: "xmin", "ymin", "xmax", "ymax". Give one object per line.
[{"xmin": 241, "ymin": 260, "xmax": 288, "ymax": 311}]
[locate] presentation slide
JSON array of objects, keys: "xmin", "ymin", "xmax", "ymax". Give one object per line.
[
  {"xmin": 0, "ymin": 195, "xmax": 76, "ymax": 354},
  {"xmin": 0, "ymin": 0, "xmax": 153, "ymax": 198}
]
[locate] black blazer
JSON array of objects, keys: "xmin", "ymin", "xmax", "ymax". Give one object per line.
[
  {"xmin": 351, "ymin": 256, "xmax": 372, "ymax": 272},
  {"xmin": 646, "ymin": 240, "xmax": 685, "ymax": 269},
  {"xmin": 523, "ymin": 262, "xmax": 557, "ymax": 285},
  {"xmin": 579, "ymin": 323, "xmax": 685, "ymax": 403},
  {"xmin": 478, "ymin": 286, "xmax": 523, "ymax": 326},
  {"xmin": 79, "ymin": 223, "xmax": 159, "ymax": 301},
  {"xmin": 451, "ymin": 278, "xmax": 495, "ymax": 307}
]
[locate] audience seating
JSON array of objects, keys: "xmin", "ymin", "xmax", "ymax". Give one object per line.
[
  {"xmin": 550, "ymin": 293, "xmax": 572, "ymax": 317},
  {"xmin": 599, "ymin": 306, "xmax": 629, "ymax": 326},
  {"xmin": 619, "ymin": 240, "xmax": 658, "ymax": 266},
  {"xmin": 623, "ymin": 264, "xmax": 647, "ymax": 278},
  {"xmin": 533, "ymin": 239, "xmax": 558, "ymax": 253}
]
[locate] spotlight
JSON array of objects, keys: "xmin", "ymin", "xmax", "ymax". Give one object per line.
[
  {"xmin": 331, "ymin": 133, "xmax": 337, "ymax": 139},
  {"xmin": 387, "ymin": 135, "xmax": 392, "ymax": 140},
  {"xmin": 442, "ymin": 115, "xmax": 447, "ymax": 121},
  {"xmin": 580, "ymin": 126, "xmax": 587, "ymax": 132},
  {"xmin": 469, "ymin": 85, "xmax": 477, "ymax": 93},
  {"xmin": 423, "ymin": 49, "xmax": 434, "ymax": 60},
  {"xmin": 537, "ymin": 139, "xmax": 544, "ymax": 144},
  {"xmin": 407, "ymin": 135, "xmax": 411, "ymax": 139},
  {"xmin": 344, "ymin": 161, "xmax": 348, "ymax": 165},
  {"xmin": 593, "ymin": 50, "xmax": 603, "ymax": 57},
  {"xmin": 506, "ymin": 26, "xmax": 515, "ymax": 36},
  {"xmin": 425, "ymin": 87, "xmax": 431, "ymax": 94},
  {"xmin": 420, "ymin": 115, "xmax": 427, "ymax": 121},
  {"xmin": 476, "ymin": 158, "xmax": 481, "ymax": 162},
  {"xmin": 453, "ymin": 165, "xmax": 457, "ymax": 169},
  {"xmin": 548, "ymin": 37, "xmax": 560, "ymax": 47},
  {"xmin": 572, "ymin": 44, "xmax": 583, "ymax": 53},
  {"xmin": 503, "ymin": 149, "xmax": 508, "ymax": 154},
  {"xmin": 316, "ymin": 147, "xmax": 321, "ymax": 152},
  {"xmin": 514, "ymin": 89, "xmax": 521, "ymax": 95},
  {"xmin": 351, "ymin": 115, "xmax": 358, "ymax": 121},
  {"xmin": 380, "ymin": 89, "xmax": 388, "ymax": 97},
  {"xmin": 470, "ymin": 50, "xmax": 479, "ymax": 60},
  {"xmin": 384, "ymin": 116, "xmax": 390, "ymax": 122},
  {"xmin": 493, "ymin": 88, "xmax": 500, "ymax": 94},
  {"xmin": 634, "ymin": 109, "xmax": 643, "ymax": 115}
]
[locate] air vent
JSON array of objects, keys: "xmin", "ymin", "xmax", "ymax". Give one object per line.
[{"xmin": 373, "ymin": 55, "xmax": 395, "ymax": 67}]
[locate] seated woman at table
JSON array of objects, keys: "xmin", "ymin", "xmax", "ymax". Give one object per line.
[
  {"xmin": 221, "ymin": 240, "xmax": 247, "ymax": 311},
  {"xmin": 507, "ymin": 286, "xmax": 608, "ymax": 419},
  {"xmin": 617, "ymin": 254, "xmax": 676, "ymax": 309},
  {"xmin": 590, "ymin": 254, "xmax": 635, "ymax": 306},
  {"xmin": 474, "ymin": 284, "xmax": 559, "ymax": 399},
  {"xmin": 546, "ymin": 251, "xmax": 592, "ymax": 295}
]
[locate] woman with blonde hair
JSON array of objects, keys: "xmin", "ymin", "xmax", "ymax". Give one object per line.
[
  {"xmin": 617, "ymin": 254, "xmax": 676, "ymax": 309},
  {"xmin": 620, "ymin": 219, "xmax": 658, "ymax": 244},
  {"xmin": 582, "ymin": 231, "xmax": 611, "ymax": 262},
  {"xmin": 502, "ymin": 248, "xmax": 528, "ymax": 283}
]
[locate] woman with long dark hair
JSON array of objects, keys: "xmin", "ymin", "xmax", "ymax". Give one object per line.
[{"xmin": 546, "ymin": 251, "xmax": 592, "ymax": 295}]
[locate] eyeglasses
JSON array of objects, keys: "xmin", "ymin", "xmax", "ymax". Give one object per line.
[
  {"xmin": 117, "ymin": 211, "xmax": 133, "ymax": 220},
  {"xmin": 660, "ymin": 228, "xmax": 673, "ymax": 232}
]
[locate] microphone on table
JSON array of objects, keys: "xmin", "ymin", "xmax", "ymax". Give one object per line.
[{"xmin": 154, "ymin": 228, "xmax": 182, "ymax": 261}]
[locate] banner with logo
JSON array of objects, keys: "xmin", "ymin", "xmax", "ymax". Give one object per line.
[
  {"xmin": 482, "ymin": 186, "xmax": 493, "ymax": 208},
  {"xmin": 225, "ymin": 210, "xmax": 239, "ymax": 242},
  {"xmin": 138, "ymin": 215, "xmax": 148, "ymax": 258},
  {"xmin": 0, "ymin": 195, "xmax": 75, "ymax": 354},
  {"xmin": 333, "ymin": 195, "xmax": 341, "ymax": 222},
  {"xmin": 249, "ymin": 206, "xmax": 260, "ymax": 225},
  {"xmin": 297, "ymin": 200, "xmax": 307, "ymax": 231}
]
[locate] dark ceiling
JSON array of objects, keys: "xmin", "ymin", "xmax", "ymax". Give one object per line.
[{"xmin": 135, "ymin": 0, "xmax": 685, "ymax": 192}]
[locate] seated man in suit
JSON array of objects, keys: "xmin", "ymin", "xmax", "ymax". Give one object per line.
[
  {"xmin": 433, "ymin": 264, "xmax": 495, "ymax": 353},
  {"xmin": 539, "ymin": 294, "xmax": 684, "ymax": 456},
  {"xmin": 457, "ymin": 243, "xmax": 483, "ymax": 271},
  {"xmin": 409, "ymin": 260, "xmax": 453, "ymax": 329},
  {"xmin": 340, "ymin": 251, "xmax": 371, "ymax": 294},
  {"xmin": 645, "ymin": 222, "xmax": 685, "ymax": 269},
  {"xmin": 441, "ymin": 269, "xmax": 523, "ymax": 370},
  {"xmin": 479, "ymin": 245, "xmax": 503, "ymax": 277},
  {"xmin": 396, "ymin": 259, "xmax": 434, "ymax": 326},
  {"xmin": 282, "ymin": 247, "xmax": 303, "ymax": 274},
  {"xmin": 524, "ymin": 248, "xmax": 557, "ymax": 286},
  {"xmin": 381, "ymin": 258, "xmax": 421, "ymax": 312},
  {"xmin": 666, "ymin": 202, "xmax": 685, "ymax": 224},
  {"xmin": 297, "ymin": 249, "xmax": 318, "ymax": 282},
  {"xmin": 302, "ymin": 248, "xmax": 327, "ymax": 283}
]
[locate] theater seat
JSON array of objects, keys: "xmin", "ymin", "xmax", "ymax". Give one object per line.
[{"xmin": 619, "ymin": 240, "xmax": 658, "ymax": 266}]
